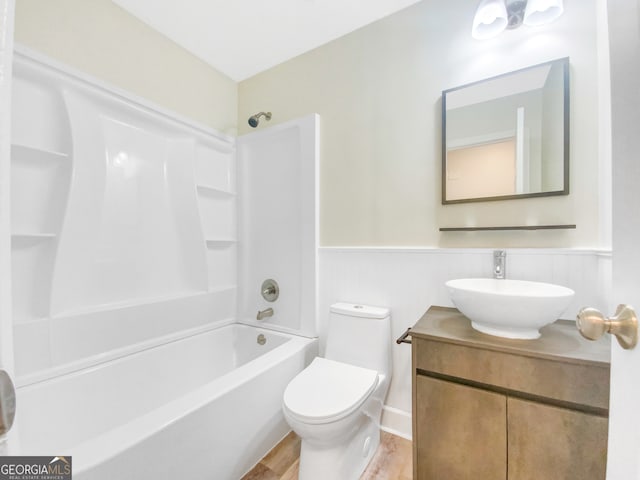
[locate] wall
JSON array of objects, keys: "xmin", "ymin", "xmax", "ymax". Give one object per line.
[
  {"xmin": 238, "ymin": 0, "xmax": 610, "ymax": 438},
  {"xmin": 239, "ymin": 0, "xmax": 605, "ymax": 248},
  {"xmin": 14, "ymin": 0, "xmax": 238, "ymax": 134},
  {"xmin": 319, "ymin": 247, "xmax": 611, "ymax": 438}
]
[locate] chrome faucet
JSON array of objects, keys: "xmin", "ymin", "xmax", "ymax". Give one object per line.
[
  {"xmin": 256, "ymin": 308, "xmax": 274, "ymax": 320},
  {"xmin": 493, "ymin": 250, "xmax": 506, "ymax": 279}
]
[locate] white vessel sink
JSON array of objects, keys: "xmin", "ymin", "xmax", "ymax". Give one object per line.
[{"xmin": 445, "ymin": 278, "xmax": 575, "ymax": 339}]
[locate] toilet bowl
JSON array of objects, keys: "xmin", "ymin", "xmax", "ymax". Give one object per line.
[{"xmin": 282, "ymin": 303, "xmax": 392, "ymax": 480}]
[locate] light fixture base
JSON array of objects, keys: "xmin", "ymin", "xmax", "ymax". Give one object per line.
[{"xmin": 506, "ymin": 0, "xmax": 527, "ymax": 29}]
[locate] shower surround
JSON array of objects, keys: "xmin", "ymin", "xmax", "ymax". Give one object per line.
[
  {"xmin": 11, "ymin": 48, "xmax": 238, "ymax": 382},
  {"xmin": 7, "ymin": 47, "xmax": 319, "ymax": 479}
]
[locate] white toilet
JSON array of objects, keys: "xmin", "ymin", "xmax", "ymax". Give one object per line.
[{"xmin": 282, "ymin": 302, "xmax": 392, "ymax": 480}]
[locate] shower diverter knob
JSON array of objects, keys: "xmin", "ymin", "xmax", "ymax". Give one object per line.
[{"xmin": 261, "ymin": 279, "xmax": 279, "ymax": 302}]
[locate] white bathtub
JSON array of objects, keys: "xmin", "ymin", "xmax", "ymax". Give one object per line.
[{"xmin": 11, "ymin": 324, "xmax": 317, "ymax": 479}]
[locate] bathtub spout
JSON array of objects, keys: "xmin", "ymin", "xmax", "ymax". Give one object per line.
[{"xmin": 257, "ymin": 308, "xmax": 274, "ymax": 320}]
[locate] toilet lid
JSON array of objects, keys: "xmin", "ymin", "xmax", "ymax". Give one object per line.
[{"xmin": 283, "ymin": 357, "xmax": 379, "ymax": 424}]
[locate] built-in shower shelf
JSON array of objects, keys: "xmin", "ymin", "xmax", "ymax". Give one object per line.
[
  {"xmin": 11, "ymin": 232, "xmax": 57, "ymax": 239},
  {"xmin": 205, "ymin": 239, "xmax": 237, "ymax": 247},
  {"xmin": 196, "ymin": 184, "xmax": 235, "ymax": 197},
  {"xmin": 14, "ymin": 316, "xmax": 50, "ymax": 325},
  {"xmin": 11, "ymin": 144, "xmax": 69, "ymax": 162}
]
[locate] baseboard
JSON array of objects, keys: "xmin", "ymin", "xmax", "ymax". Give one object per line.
[{"xmin": 380, "ymin": 405, "xmax": 412, "ymax": 441}]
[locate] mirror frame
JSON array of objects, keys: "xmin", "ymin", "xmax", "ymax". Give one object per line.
[{"xmin": 441, "ymin": 58, "xmax": 570, "ymax": 204}]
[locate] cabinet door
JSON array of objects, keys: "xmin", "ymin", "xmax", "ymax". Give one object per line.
[
  {"xmin": 415, "ymin": 375, "xmax": 507, "ymax": 480},
  {"xmin": 507, "ymin": 397, "xmax": 608, "ymax": 480}
]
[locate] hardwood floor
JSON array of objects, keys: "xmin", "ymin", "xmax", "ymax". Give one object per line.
[{"xmin": 241, "ymin": 431, "xmax": 412, "ymax": 480}]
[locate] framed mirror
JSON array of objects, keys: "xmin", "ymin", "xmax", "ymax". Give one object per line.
[{"xmin": 442, "ymin": 58, "xmax": 569, "ymax": 204}]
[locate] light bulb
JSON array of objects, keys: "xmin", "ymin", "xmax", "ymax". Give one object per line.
[
  {"xmin": 472, "ymin": 0, "xmax": 509, "ymax": 40},
  {"xmin": 523, "ymin": 0, "xmax": 564, "ymax": 26}
]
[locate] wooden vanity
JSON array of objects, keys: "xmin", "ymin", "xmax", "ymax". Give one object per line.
[{"xmin": 411, "ymin": 306, "xmax": 611, "ymax": 480}]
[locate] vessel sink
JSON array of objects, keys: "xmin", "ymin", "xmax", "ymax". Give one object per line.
[{"xmin": 445, "ymin": 278, "xmax": 575, "ymax": 339}]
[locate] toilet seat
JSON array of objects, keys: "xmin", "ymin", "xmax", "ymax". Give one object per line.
[{"xmin": 283, "ymin": 357, "xmax": 379, "ymax": 425}]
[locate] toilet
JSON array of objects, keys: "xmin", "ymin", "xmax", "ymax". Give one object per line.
[{"xmin": 283, "ymin": 302, "xmax": 392, "ymax": 480}]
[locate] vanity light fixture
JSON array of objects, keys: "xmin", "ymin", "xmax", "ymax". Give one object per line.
[
  {"xmin": 471, "ymin": 0, "xmax": 508, "ymax": 40},
  {"xmin": 471, "ymin": 0, "xmax": 564, "ymax": 40},
  {"xmin": 523, "ymin": 0, "xmax": 564, "ymax": 26}
]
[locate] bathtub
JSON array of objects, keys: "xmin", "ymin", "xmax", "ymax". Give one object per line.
[{"xmin": 10, "ymin": 324, "xmax": 317, "ymax": 479}]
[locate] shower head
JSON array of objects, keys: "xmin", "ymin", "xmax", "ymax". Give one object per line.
[{"xmin": 248, "ymin": 111, "xmax": 272, "ymax": 128}]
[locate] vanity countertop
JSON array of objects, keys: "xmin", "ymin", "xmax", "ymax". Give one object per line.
[{"xmin": 411, "ymin": 306, "xmax": 611, "ymax": 367}]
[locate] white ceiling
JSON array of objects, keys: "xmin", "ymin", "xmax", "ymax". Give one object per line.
[{"xmin": 111, "ymin": 0, "xmax": 423, "ymax": 81}]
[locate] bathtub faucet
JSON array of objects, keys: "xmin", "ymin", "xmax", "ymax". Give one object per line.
[{"xmin": 257, "ymin": 308, "xmax": 274, "ymax": 320}]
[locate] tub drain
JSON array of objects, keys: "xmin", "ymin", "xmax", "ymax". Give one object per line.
[{"xmin": 257, "ymin": 334, "xmax": 267, "ymax": 345}]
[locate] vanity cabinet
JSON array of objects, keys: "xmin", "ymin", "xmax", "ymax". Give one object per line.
[{"xmin": 411, "ymin": 306, "xmax": 610, "ymax": 480}]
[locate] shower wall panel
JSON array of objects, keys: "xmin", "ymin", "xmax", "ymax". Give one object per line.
[
  {"xmin": 237, "ymin": 115, "xmax": 319, "ymax": 338},
  {"xmin": 50, "ymin": 91, "xmax": 208, "ymax": 314},
  {"xmin": 10, "ymin": 48, "xmax": 237, "ymax": 384}
]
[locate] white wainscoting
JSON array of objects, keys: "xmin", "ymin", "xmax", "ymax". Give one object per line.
[{"xmin": 319, "ymin": 247, "xmax": 611, "ymax": 439}]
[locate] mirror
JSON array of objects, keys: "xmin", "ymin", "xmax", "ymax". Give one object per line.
[{"xmin": 442, "ymin": 58, "xmax": 569, "ymax": 204}]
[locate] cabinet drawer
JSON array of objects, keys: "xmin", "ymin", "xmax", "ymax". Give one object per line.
[{"xmin": 413, "ymin": 337, "xmax": 609, "ymax": 411}]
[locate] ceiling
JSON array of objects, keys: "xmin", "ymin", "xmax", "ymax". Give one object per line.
[{"xmin": 111, "ymin": 0, "xmax": 423, "ymax": 81}]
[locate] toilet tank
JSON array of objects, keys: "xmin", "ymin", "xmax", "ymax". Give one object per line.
[{"xmin": 325, "ymin": 302, "xmax": 392, "ymax": 377}]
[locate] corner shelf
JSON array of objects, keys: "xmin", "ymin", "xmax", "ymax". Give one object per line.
[
  {"xmin": 439, "ymin": 225, "xmax": 577, "ymax": 232},
  {"xmin": 11, "ymin": 233, "xmax": 57, "ymax": 246},
  {"xmin": 205, "ymin": 239, "xmax": 237, "ymax": 247},
  {"xmin": 11, "ymin": 144, "xmax": 69, "ymax": 162},
  {"xmin": 12, "ymin": 232, "xmax": 57, "ymax": 238},
  {"xmin": 196, "ymin": 184, "xmax": 235, "ymax": 197}
]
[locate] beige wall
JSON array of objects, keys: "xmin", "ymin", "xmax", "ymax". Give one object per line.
[
  {"xmin": 239, "ymin": 0, "xmax": 605, "ymax": 247},
  {"xmin": 15, "ymin": 0, "xmax": 237, "ymax": 134}
]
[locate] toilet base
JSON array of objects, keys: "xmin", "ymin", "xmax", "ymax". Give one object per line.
[{"xmin": 298, "ymin": 418, "xmax": 380, "ymax": 480}]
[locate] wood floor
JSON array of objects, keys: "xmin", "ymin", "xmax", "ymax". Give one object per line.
[{"xmin": 241, "ymin": 431, "xmax": 412, "ymax": 480}]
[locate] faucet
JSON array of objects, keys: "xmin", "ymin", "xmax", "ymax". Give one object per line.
[
  {"xmin": 493, "ymin": 250, "xmax": 506, "ymax": 279},
  {"xmin": 256, "ymin": 308, "xmax": 274, "ymax": 320}
]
